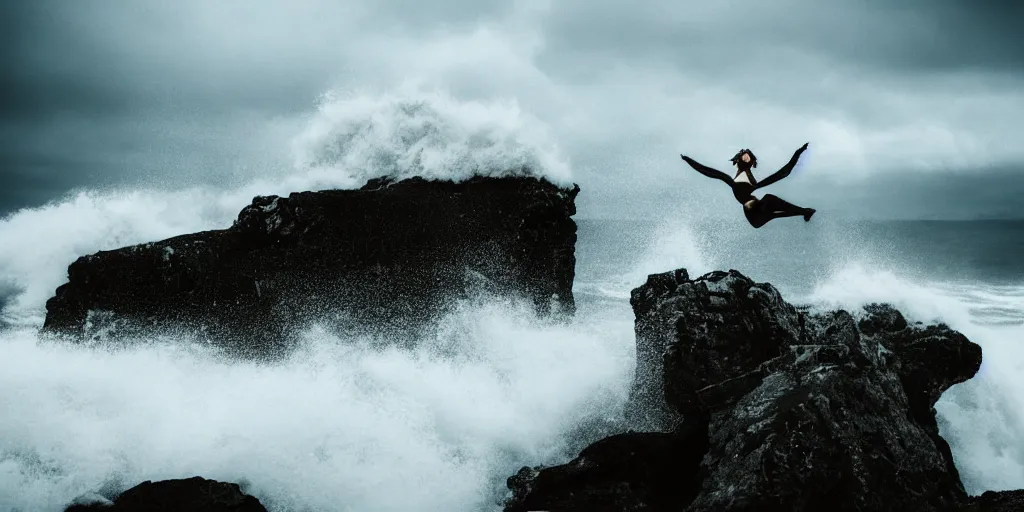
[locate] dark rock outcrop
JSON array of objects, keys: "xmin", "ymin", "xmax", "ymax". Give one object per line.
[
  {"xmin": 505, "ymin": 268, "xmax": 1020, "ymax": 511},
  {"xmin": 64, "ymin": 476, "xmax": 266, "ymax": 512},
  {"xmin": 505, "ymin": 425, "xmax": 709, "ymax": 512},
  {"xmin": 962, "ymin": 490, "xmax": 1024, "ymax": 512},
  {"xmin": 42, "ymin": 176, "xmax": 579, "ymax": 353}
]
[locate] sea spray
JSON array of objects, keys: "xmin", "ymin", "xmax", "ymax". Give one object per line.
[
  {"xmin": 291, "ymin": 85, "xmax": 573, "ymax": 188},
  {"xmin": 0, "ymin": 297, "xmax": 635, "ymax": 511}
]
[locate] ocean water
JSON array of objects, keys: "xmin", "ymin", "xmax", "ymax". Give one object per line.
[{"xmin": 1, "ymin": 88, "xmax": 1023, "ymax": 511}]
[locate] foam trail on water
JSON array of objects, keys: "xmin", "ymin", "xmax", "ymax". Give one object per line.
[
  {"xmin": 804, "ymin": 262, "xmax": 1024, "ymax": 495},
  {"xmin": 0, "ymin": 300, "xmax": 635, "ymax": 511}
]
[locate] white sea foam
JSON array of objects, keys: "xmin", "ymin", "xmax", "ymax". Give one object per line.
[
  {"xmin": 0, "ymin": 299, "xmax": 635, "ymax": 512},
  {"xmin": 291, "ymin": 84, "xmax": 573, "ymax": 188}
]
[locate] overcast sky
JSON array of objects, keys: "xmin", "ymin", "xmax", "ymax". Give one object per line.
[{"xmin": 3, "ymin": 0, "xmax": 1023, "ymax": 220}]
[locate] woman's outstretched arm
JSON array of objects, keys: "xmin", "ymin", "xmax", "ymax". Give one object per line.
[
  {"xmin": 680, "ymin": 154, "xmax": 732, "ymax": 186},
  {"xmin": 754, "ymin": 143, "xmax": 808, "ymax": 190}
]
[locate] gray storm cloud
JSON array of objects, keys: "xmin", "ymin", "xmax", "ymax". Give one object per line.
[{"xmin": 2, "ymin": 0, "xmax": 1022, "ymax": 219}]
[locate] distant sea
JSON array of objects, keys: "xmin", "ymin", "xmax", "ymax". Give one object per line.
[{"xmin": 576, "ymin": 218, "xmax": 1024, "ymax": 298}]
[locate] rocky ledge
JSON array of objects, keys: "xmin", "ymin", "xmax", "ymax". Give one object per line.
[
  {"xmin": 42, "ymin": 176, "xmax": 579, "ymax": 354},
  {"xmin": 505, "ymin": 268, "xmax": 1023, "ymax": 511},
  {"xmin": 65, "ymin": 477, "xmax": 266, "ymax": 512}
]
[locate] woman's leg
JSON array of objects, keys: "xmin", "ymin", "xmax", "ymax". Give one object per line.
[
  {"xmin": 743, "ymin": 201, "xmax": 769, "ymax": 228},
  {"xmin": 759, "ymin": 194, "xmax": 810, "ymax": 218},
  {"xmin": 744, "ymin": 194, "xmax": 815, "ymax": 228}
]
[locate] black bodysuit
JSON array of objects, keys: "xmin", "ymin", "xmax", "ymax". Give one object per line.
[
  {"xmin": 730, "ymin": 170, "xmax": 757, "ymax": 203},
  {"xmin": 680, "ymin": 152, "xmax": 813, "ymax": 228}
]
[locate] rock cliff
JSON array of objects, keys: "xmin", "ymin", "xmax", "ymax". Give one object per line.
[
  {"xmin": 42, "ymin": 176, "xmax": 579, "ymax": 354},
  {"xmin": 505, "ymin": 268, "xmax": 1022, "ymax": 512}
]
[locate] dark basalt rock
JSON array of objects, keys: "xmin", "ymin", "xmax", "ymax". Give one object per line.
[
  {"xmin": 505, "ymin": 268, "xmax": 1013, "ymax": 512},
  {"xmin": 64, "ymin": 476, "xmax": 266, "ymax": 512},
  {"xmin": 41, "ymin": 176, "xmax": 579, "ymax": 354},
  {"xmin": 505, "ymin": 425, "xmax": 709, "ymax": 512}
]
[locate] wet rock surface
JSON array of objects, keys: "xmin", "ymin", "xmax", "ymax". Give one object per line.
[{"xmin": 42, "ymin": 176, "xmax": 578, "ymax": 355}]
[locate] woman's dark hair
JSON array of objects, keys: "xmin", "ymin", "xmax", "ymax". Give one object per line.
[{"xmin": 730, "ymin": 149, "xmax": 757, "ymax": 168}]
